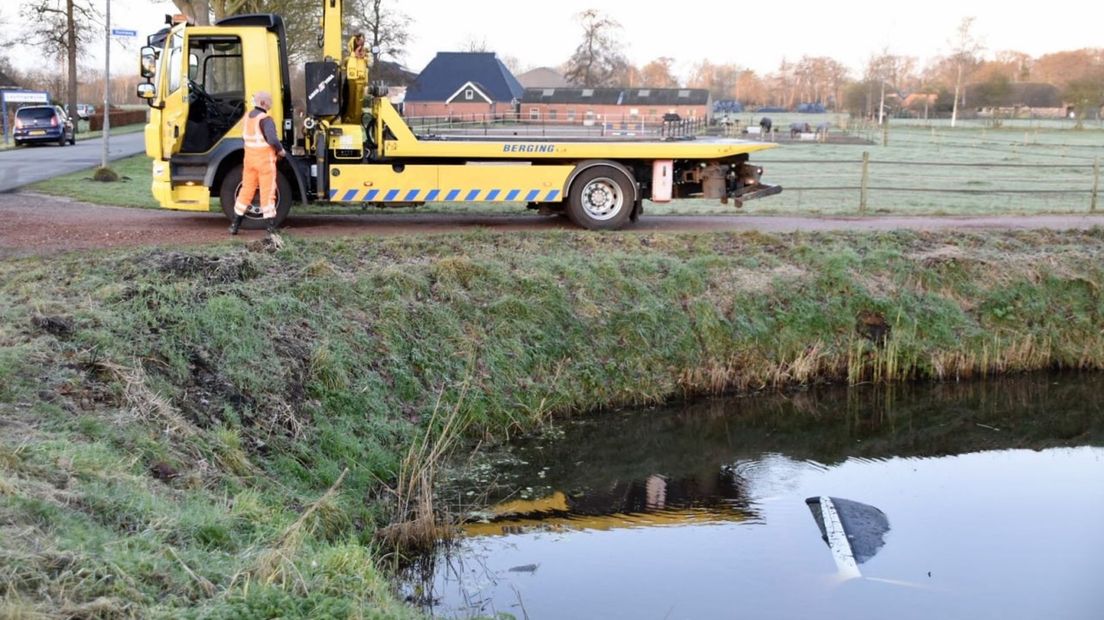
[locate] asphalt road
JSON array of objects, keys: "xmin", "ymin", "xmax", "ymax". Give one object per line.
[
  {"xmin": 4, "ymin": 191, "xmax": 1104, "ymax": 260},
  {"xmin": 0, "ymin": 132, "xmax": 147, "ymax": 192}
]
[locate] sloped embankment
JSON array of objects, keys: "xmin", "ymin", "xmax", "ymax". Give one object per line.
[{"xmin": 1, "ymin": 228, "xmax": 1103, "ymax": 617}]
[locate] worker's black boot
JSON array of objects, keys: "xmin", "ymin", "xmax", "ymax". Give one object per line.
[
  {"xmin": 228, "ymin": 215, "xmax": 244, "ymax": 235},
  {"xmin": 265, "ymin": 217, "xmax": 277, "ymax": 235}
]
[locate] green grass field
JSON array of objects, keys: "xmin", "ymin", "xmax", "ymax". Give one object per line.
[
  {"xmin": 27, "ymin": 121, "xmax": 1104, "ymax": 218},
  {"xmin": 28, "ymin": 153, "xmax": 157, "ymax": 208}
]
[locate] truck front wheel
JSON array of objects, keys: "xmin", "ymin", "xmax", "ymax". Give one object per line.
[
  {"xmin": 566, "ymin": 166, "xmax": 635, "ymax": 231},
  {"xmin": 218, "ymin": 164, "xmax": 293, "ymax": 230}
]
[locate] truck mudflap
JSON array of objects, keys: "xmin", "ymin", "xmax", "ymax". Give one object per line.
[{"xmin": 729, "ymin": 183, "xmax": 783, "ymax": 207}]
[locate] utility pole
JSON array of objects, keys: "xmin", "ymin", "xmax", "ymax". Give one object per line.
[
  {"xmin": 878, "ymin": 80, "xmax": 885, "ymax": 126},
  {"xmin": 102, "ymin": 0, "xmax": 111, "ymax": 169}
]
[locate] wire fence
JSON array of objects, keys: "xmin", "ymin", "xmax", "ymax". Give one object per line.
[
  {"xmin": 399, "ymin": 112, "xmax": 1101, "ymax": 217},
  {"xmin": 403, "ymin": 113, "xmax": 708, "ymax": 139},
  {"xmin": 746, "ymin": 155, "xmax": 1099, "ymax": 216},
  {"xmin": 714, "ymin": 120, "xmax": 1104, "ymax": 216}
]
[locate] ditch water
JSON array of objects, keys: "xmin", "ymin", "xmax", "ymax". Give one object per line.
[{"xmin": 412, "ymin": 374, "xmax": 1104, "ymax": 619}]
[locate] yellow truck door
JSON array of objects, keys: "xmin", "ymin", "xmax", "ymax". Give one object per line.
[{"xmin": 159, "ymin": 27, "xmax": 189, "ymax": 159}]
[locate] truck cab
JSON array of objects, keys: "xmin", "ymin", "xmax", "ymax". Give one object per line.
[
  {"xmin": 137, "ymin": 5, "xmax": 780, "ymax": 231},
  {"xmin": 138, "ymin": 15, "xmax": 302, "ymax": 225}
]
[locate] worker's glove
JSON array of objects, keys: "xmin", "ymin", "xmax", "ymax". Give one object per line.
[{"xmin": 277, "ymin": 150, "xmax": 287, "ymax": 159}]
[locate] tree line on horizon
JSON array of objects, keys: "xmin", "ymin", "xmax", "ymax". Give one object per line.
[
  {"xmin": 558, "ymin": 10, "xmax": 1104, "ymax": 119},
  {"xmin": 3, "ymin": 2, "xmax": 1102, "ymax": 121}
]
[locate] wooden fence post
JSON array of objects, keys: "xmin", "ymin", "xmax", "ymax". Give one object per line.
[
  {"xmin": 1092, "ymin": 157, "xmax": 1100, "ymax": 213},
  {"xmin": 860, "ymin": 151, "xmax": 870, "ymax": 214},
  {"xmin": 882, "ymin": 116, "xmax": 889, "ymax": 147}
]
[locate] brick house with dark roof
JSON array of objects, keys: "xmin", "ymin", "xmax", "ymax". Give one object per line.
[
  {"xmin": 520, "ymin": 87, "xmax": 711, "ymax": 126},
  {"xmin": 403, "ymin": 52, "xmax": 525, "ymax": 118}
]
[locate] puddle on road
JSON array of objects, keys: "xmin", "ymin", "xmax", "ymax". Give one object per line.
[{"xmin": 409, "ymin": 375, "xmax": 1104, "ymax": 619}]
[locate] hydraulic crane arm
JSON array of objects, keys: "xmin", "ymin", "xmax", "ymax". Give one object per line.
[
  {"xmin": 321, "ymin": 0, "xmax": 343, "ymax": 62},
  {"xmin": 320, "ymin": 0, "xmax": 369, "ymax": 125}
]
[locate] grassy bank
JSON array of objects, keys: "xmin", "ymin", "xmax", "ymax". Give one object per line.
[
  {"xmin": 2, "ymin": 228, "xmax": 1104, "ymax": 617},
  {"xmin": 25, "ymin": 154, "xmax": 157, "ymax": 209}
]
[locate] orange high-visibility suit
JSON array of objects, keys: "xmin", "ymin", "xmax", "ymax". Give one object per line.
[{"xmin": 235, "ymin": 109, "xmax": 279, "ymax": 220}]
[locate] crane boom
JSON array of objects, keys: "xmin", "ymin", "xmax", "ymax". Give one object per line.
[{"xmin": 321, "ymin": 0, "xmax": 343, "ymax": 62}]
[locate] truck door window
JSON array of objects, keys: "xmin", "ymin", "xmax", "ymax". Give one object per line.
[
  {"xmin": 181, "ymin": 36, "xmax": 245, "ymax": 153},
  {"xmin": 167, "ymin": 31, "xmax": 184, "ymax": 93}
]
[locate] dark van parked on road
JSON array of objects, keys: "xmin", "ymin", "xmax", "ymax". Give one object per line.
[{"xmin": 14, "ymin": 106, "xmax": 76, "ymax": 147}]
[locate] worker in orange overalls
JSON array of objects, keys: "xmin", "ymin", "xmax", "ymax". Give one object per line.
[{"xmin": 229, "ymin": 90, "xmax": 287, "ymax": 235}]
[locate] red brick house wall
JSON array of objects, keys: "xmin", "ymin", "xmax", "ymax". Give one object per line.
[{"xmin": 403, "ymin": 101, "xmax": 512, "ymax": 118}]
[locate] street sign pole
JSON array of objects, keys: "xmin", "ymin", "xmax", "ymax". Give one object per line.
[{"xmin": 102, "ymin": 0, "xmax": 110, "ymax": 169}]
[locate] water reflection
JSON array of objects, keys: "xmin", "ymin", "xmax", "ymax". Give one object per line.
[{"xmin": 419, "ymin": 375, "xmax": 1104, "ymax": 619}]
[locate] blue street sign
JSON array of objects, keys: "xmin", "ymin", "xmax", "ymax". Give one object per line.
[{"xmin": 111, "ymin": 28, "xmax": 137, "ymax": 37}]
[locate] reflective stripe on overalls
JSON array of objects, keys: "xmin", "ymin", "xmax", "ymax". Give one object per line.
[{"xmin": 234, "ymin": 110, "xmax": 278, "ymax": 219}]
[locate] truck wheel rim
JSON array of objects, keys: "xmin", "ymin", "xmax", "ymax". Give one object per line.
[
  {"xmin": 581, "ymin": 177, "xmax": 624, "ymax": 221},
  {"xmin": 234, "ymin": 183, "xmax": 280, "ymax": 219}
]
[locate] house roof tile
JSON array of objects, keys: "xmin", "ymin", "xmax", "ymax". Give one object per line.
[{"xmin": 406, "ymin": 52, "xmax": 524, "ymax": 103}]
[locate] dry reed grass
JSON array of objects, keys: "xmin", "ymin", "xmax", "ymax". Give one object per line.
[{"xmin": 376, "ymin": 386, "xmax": 470, "ymax": 557}]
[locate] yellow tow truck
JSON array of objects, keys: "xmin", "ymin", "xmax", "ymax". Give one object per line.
[{"xmin": 136, "ymin": 1, "xmax": 781, "ymax": 231}]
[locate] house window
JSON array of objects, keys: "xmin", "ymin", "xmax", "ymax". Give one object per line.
[
  {"xmin": 548, "ymin": 108, "xmax": 558, "ymax": 120},
  {"xmin": 638, "ymin": 89, "xmax": 650, "ymax": 97},
  {"xmin": 678, "ymin": 90, "xmax": 691, "ymax": 98},
  {"xmin": 542, "ymin": 88, "xmax": 555, "ymax": 96},
  {"xmin": 567, "ymin": 108, "xmax": 576, "ymax": 121},
  {"xmin": 530, "ymin": 107, "xmax": 540, "ymax": 120},
  {"xmin": 582, "ymin": 89, "xmax": 594, "ymax": 97},
  {"xmin": 465, "ymin": 89, "xmax": 474, "ymax": 100}
]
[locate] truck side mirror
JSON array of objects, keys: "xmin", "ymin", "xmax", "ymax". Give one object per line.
[
  {"xmin": 137, "ymin": 83, "xmax": 156, "ymax": 100},
  {"xmin": 140, "ymin": 46, "xmax": 158, "ymax": 78}
]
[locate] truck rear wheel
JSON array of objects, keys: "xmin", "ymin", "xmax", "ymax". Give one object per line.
[
  {"xmin": 219, "ymin": 164, "xmax": 292, "ymax": 230},
  {"xmin": 566, "ymin": 165, "xmax": 634, "ymax": 230}
]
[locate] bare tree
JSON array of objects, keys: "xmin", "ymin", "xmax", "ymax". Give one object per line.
[
  {"xmin": 458, "ymin": 36, "xmax": 489, "ymax": 53},
  {"xmin": 1065, "ymin": 78, "xmax": 1104, "ymax": 128},
  {"xmin": 865, "ymin": 51, "xmax": 916, "ymax": 122},
  {"xmin": 640, "ymin": 57, "xmax": 679, "ymax": 88},
  {"xmin": 353, "ymin": 0, "xmax": 412, "ymax": 61},
  {"xmin": 564, "ymin": 9, "xmax": 626, "ymax": 88},
  {"xmin": 23, "ymin": 0, "xmax": 97, "ymax": 122},
  {"xmin": 948, "ymin": 17, "xmax": 983, "ymax": 128},
  {"xmin": 167, "ymin": 0, "xmax": 211, "ymax": 25},
  {"xmin": 166, "ymin": 1, "xmax": 412, "ymax": 64},
  {"xmin": 165, "ymin": 1, "xmax": 317, "ymax": 29},
  {"xmin": 499, "ymin": 54, "xmax": 523, "ymax": 75},
  {"xmin": 689, "ymin": 61, "xmax": 745, "ymax": 100}
]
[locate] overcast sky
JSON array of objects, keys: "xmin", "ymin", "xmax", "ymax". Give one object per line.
[{"xmin": 3, "ymin": 0, "xmax": 1103, "ymax": 81}]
